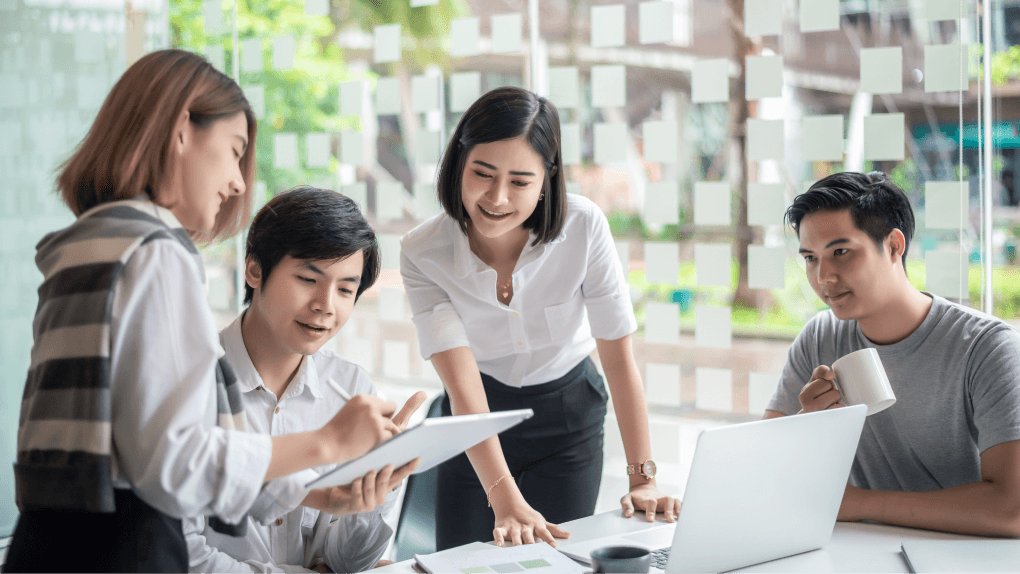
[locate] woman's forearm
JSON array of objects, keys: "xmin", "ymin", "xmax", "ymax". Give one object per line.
[{"xmin": 596, "ymin": 335, "xmax": 655, "ymax": 487}]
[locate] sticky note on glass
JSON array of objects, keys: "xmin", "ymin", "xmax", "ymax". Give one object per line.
[
  {"xmin": 748, "ymin": 183, "xmax": 786, "ymax": 226},
  {"xmin": 644, "ymin": 181, "xmax": 680, "ymax": 227},
  {"xmin": 591, "ymin": 4, "xmax": 625, "ymax": 48},
  {"xmin": 77, "ymin": 76, "xmax": 106, "ymax": 110},
  {"xmin": 594, "ymin": 122, "xmax": 627, "ymax": 164},
  {"xmin": 643, "ymin": 121, "xmax": 678, "ymax": 164},
  {"xmin": 567, "ymin": 182, "xmax": 582, "ymax": 195},
  {"xmin": 640, "ymin": 1, "xmax": 675, "ymax": 44},
  {"xmin": 305, "ymin": 0, "xmax": 328, "ymax": 16},
  {"xmin": 646, "ymin": 363, "xmax": 681, "ymax": 407},
  {"xmin": 306, "ymin": 132, "xmax": 330, "ymax": 168},
  {"xmin": 450, "ymin": 72, "xmax": 480, "ymax": 113},
  {"xmin": 383, "ymin": 341, "xmax": 410, "ymax": 379},
  {"xmin": 696, "ymin": 367, "xmax": 732, "ymax": 412},
  {"xmin": 561, "ymin": 123, "xmax": 581, "ymax": 165},
  {"xmin": 374, "ymin": 23, "xmax": 401, "ymax": 64},
  {"xmin": 592, "ymin": 65, "xmax": 626, "ymax": 108},
  {"xmin": 801, "ymin": 0, "xmax": 839, "ymax": 32},
  {"xmin": 925, "ymin": 43, "xmax": 968, "ymax": 92},
  {"xmin": 616, "ymin": 240, "xmax": 631, "ymax": 274},
  {"xmin": 864, "ymin": 113, "xmax": 905, "ymax": 161},
  {"xmin": 745, "ymin": 0, "xmax": 782, "ymax": 35},
  {"xmin": 492, "ymin": 13, "xmax": 523, "ymax": 54},
  {"xmin": 748, "ymin": 246, "xmax": 786, "ymax": 289},
  {"xmin": 244, "ymin": 85, "xmax": 265, "ymax": 119},
  {"xmin": 340, "ymin": 131, "xmax": 363, "ymax": 165},
  {"xmin": 746, "ymin": 55, "xmax": 783, "ymax": 100},
  {"xmin": 375, "ymin": 77, "xmax": 400, "ymax": 115},
  {"xmin": 203, "ymin": 0, "xmax": 223, "ymax": 34},
  {"xmin": 205, "ymin": 45, "xmax": 225, "ymax": 72},
  {"xmin": 548, "ymin": 66, "xmax": 579, "ymax": 109},
  {"xmin": 274, "ymin": 133, "xmax": 298, "ymax": 169},
  {"xmin": 379, "ymin": 288, "xmax": 406, "ymax": 322},
  {"xmin": 695, "ymin": 243, "xmax": 731, "ymax": 287},
  {"xmin": 75, "ymin": 31, "xmax": 102, "ymax": 63},
  {"xmin": 692, "ymin": 59, "xmax": 728, "ymax": 103},
  {"xmin": 748, "ymin": 372, "xmax": 780, "ymax": 415},
  {"xmin": 925, "ymin": 0, "xmax": 964, "ymax": 20},
  {"xmin": 694, "ymin": 182, "xmax": 730, "ymax": 226},
  {"xmin": 340, "ymin": 81, "xmax": 364, "ymax": 116},
  {"xmin": 925, "ymin": 250, "xmax": 965, "ymax": 300},
  {"xmin": 747, "ymin": 119, "xmax": 784, "ymax": 161},
  {"xmin": 378, "ymin": 234, "xmax": 401, "ymax": 270},
  {"xmin": 241, "ymin": 38, "xmax": 262, "ymax": 73},
  {"xmin": 410, "ymin": 0, "xmax": 438, "ymax": 6},
  {"xmin": 451, "ymin": 17, "xmax": 480, "ymax": 57},
  {"xmin": 926, "ymin": 181, "xmax": 965, "ymax": 229},
  {"xmin": 415, "ymin": 183, "xmax": 442, "ymax": 220},
  {"xmin": 859, "ymin": 47, "xmax": 902, "ymax": 94},
  {"xmin": 645, "ymin": 302, "xmax": 679, "ymax": 345},
  {"xmin": 417, "ymin": 130, "xmax": 441, "ymax": 165},
  {"xmin": 695, "ymin": 305, "xmax": 731, "ymax": 349},
  {"xmin": 412, "ymin": 74, "xmax": 440, "ymax": 113},
  {"xmin": 645, "ymin": 242, "xmax": 679, "ymax": 284},
  {"xmin": 800, "ymin": 115, "xmax": 843, "ymax": 161},
  {"xmin": 273, "ymin": 36, "xmax": 295, "ymax": 71},
  {"xmin": 343, "ymin": 183, "xmax": 367, "ymax": 210},
  {"xmin": 377, "ymin": 182, "xmax": 404, "ymax": 221}
]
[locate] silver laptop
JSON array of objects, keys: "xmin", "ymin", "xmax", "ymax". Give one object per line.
[{"xmin": 558, "ymin": 405, "xmax": 867, "ymax": 573}]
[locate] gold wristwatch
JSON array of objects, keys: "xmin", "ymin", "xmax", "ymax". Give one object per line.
[{"xmin": 626, "ymin": 459, "xmax": 657, "ymax": 480}]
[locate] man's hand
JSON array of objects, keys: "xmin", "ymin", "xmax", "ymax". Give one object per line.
[
  {"xmin": 798, "ymin": 365, "xmax": 844, "ymax": 414},
  {"xmin": 393, "ymin": 391, "xmax": 428, "ymax": 431},
  {"xmin": 303, "ymin": 459, "xmax": 420, "ymax": 515},
  {"xmin": 319, "ymin": 395, "xmax": 399, "ymax": 463}
]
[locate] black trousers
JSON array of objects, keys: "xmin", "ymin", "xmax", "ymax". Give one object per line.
[
  {"xmin": 3, "ymin": 488, "xmax": 188, "ymax": 573},
  {"xmin": 435, "ymin": 357, "xmax": 607, "ymax": 551}
]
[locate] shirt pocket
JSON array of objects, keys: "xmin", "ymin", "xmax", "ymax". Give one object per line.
[{"xmin": 544, "ymin": 300, "xmax": 579, "ymax": 341}]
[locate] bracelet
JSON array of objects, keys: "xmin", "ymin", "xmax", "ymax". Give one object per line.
[{"xmin": 485, "ymin": 474, "xmax": 513, "ymax": 507}]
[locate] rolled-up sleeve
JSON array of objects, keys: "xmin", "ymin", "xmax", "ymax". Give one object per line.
[
  {"xmin": 400, "ymin": 247, "xmax": 470, "ymax": 359},
  {"xmin": 580, "ymin": 206, "xmax": 637, "ymax": 341}
]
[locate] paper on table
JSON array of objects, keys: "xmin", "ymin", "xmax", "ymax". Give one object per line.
[
  {"xmin": 205, "ymin": 45, "xmax": 225, "ymax": 72},
  {"xmin": 801, "ymin": 115, "xmax": 844, "ymax": 161},
  {"xmin": 416, "ymin": 541, "xmax": 586, "ymax": 574},
  {"xmin": 694, "ymin": 182, "xmax": 730, "ymax": 226},
  {"xmin": 696, "ymin": 367, "xmax": 733, "ymax": 411},
  {"xmin": 925, "ymin": 43, "xmax": 968, "ymax": 92},
  {"xmin": 548, "ymin": 66, "xmax": 579, "ymax": 109},
  {"xmin": 339, "ymin": 131, "xmax": 363, "ymax": 166},
  {"xmin": 692, "ymin": 59, "xmax": 729, "ymax": 103},
  {"xmin": 449, "ymin": 72, "xmax": 480, "ymax": 113},
  {"xmin": 272, "ymin": 35, "xmax": 295, "ymax": 71},
  {"xmin": 339, "ymin": 81, "xmax": 364, "ymax": 116},
  {"xmin": 342, "ymin": 183, "xmax": 367, "ymax": 211},
  {"xmin": 925, "ymin": 181, "xmax": 965, "ymax": 229},
  {"xmin": 376, "ymin": 182, "xmax": 404, "ymax": 221},
  {"xmin": 492, "ymin": 13, "xmax": 523, "ymax": 54},
  {"xmin": 746, "ymin": 55, "xmax": 783, "ymax": 100},
  {"xmin": 744, "ymin": 0, "xmax": 782, "ymax": 36},
  {"xmin": 748, "ymin": 372, "xmax": 780, "ymax": 415},
  {"xmin": 305, "ymin": 0, "xmax": 328, "ymax": 17},
  {"xmin": 594, "ymin": 122, "xmax": 627, "ymax": 164},
  {"xmin": 748, "ymin": 245, "xmax": 786, "ymax": 289},
  {"xmin": 241, "ymin": 38, "xmax": 261, "ymax": 73},
  {"xmin": 383, "ymin": 341, "xmax": 411, "ymax": 379},
  {"xmin": 203, "ymin": 0, "xmax": 223, "ymax": 34},
  {"xmin": 412, "ymin": 74, "xmax": 439, "ymax": 113},
  {"xmin": 305, "ymin": 132, "xmax": 330, "ymax": 168},
  {"xmin": 800, "ymin": 0, "xmax": 839, "ymax": 32},
  {"xmin": 378, "ymin": 234, "xmax": 401, "ymax": 271},
  {"xmin": 417, "ymin": 130, "xmax": 441, "ymax": 165},
  {"xmin": 695, "ymin": 305, "xmax": 731, "ymax": 349},
  {"xmin": 924, "ymin": 0, "xmax": 965, "ymax": 21},
  {"xmin": 646, "ymin": 363, "xmax": 681, "ymax": 407},
  {"xmin": 747, "ymin": 119, "xmax": 784, "ymax": 161},
  {"xmin": 591, "ymin": 65, "xmax": 626, "ymax": 108},
  {"xmin": 643, "ymin": 121, "xmax": 678, "ymax": 164},
  {"xmin": 695, "ymin": 243, "xmax": 731, "ymax": 287},
  {"xmin": 640, "ymin": 1, "xmax": 675, "ymax": 44},
  {"xmin": 374, "ymin": 24, "xmax": 401, "ymax": 64},
  {"xmin": 925, "ymin": 250, "xmax": 966, "ymax": 300},
  {"xmin": 343, "ymin": 338, "xmax": 374, "ymax": 374},
  {"xmin": 860, "ymin": 47, "xmax": 902, "ymax": 94},
  {"xmin": 274, "ymin": 133, "xmax": 298, "ymax": 169},
  {"xmin": 644, "ymin": 181, "xmax": 680, "ymax": 227},
  {"xmin": 645, "ymin": 302, "xmax": 680, "ymax": 345},
  {"xmin": 244, "ymin": 85, "xmax": 265, "ymax": 119},
  {"xmin": 560, "ymin": 123, "xmax": 581, "ymax": 165},
  {"xmin": 645, "ymin": 242, "xmax": 680, "ymax": 284},
  {"xmin": 591, "ymin": 4, "xmax": 626, "ymax": 48},
  {"xmin": 415, "ymin": 183, "xmax": 442, "ymax": 220},
  {"xmin": 379, "ymin": 287, "xmax": 406, "ymax": 322},
  {"xmin": 616, "ymin": 240, "xmax": 631, "ymax": 276},
  {"xmin": 451, "ymin": 17, "xmax": 480, "ymax": 57},
  {"xmin": 864, "ymin": 113, "xmax": 905, "ymax": 161},
  {"xmin": 375, "ymin": 77, "xmax": 401, "ymax": 116},
  {"xmin": 748, "ymin": 183, "xmax": 786, "ymax": 226}
]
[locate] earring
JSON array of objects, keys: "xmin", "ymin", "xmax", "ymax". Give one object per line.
[{"xmin": 539, "ymin": 193, "xmax": 545, "ymax": 200}]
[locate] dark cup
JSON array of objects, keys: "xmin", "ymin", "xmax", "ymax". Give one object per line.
[{"xmin": 590, "ymin": 545, "xmax": 652, "ymax": 573}]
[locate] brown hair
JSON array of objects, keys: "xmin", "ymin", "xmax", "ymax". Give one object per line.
[{"xmin": 57, "ymin": 49, "xmax": 257, "ymax": 241}]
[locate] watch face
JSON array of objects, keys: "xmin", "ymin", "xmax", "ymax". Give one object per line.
[{"xmin": 643, "ymin": 460, "xmax": 656, "ymax": 477}]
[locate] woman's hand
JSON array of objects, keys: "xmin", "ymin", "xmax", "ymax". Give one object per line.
[
  {"xmin": 303, "ymin": 459, "xmax": 419, "ymax": 515},
  {"xmin": 621, "ymin": 483, "xmax": 681, "ymax": 523},
  {"xmin": 492, "ymin": 498, "xmax": 570, "ymax": 547}
]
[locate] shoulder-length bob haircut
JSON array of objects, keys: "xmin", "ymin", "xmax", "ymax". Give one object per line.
[
  {"xmin": 436, "ymin": 86, "xmax": 566, "ymax": 245},
  {"xmin": 57, "ymin": 49, "xmax": 257, "ymax": 242}
]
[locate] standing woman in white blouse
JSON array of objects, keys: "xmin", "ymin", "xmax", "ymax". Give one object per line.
[{"xmin": 401, "ymin": 87, "xmax": 680, "ymax": 550}]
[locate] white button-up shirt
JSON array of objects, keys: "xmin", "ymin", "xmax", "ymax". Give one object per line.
[
  {"xmin": 400, "ymin": 193, "xmax": 636, "ymax": 387},
  {"xmin": 183, "ymin": 315, "xmax": 398, "ymax": 573}
]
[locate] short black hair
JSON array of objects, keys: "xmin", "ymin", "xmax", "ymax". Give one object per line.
[
  {"xmin": 436, "ymin": 86, "xmax": 566, "ymax": 245},
  {"xmin": 244, "ymin": 186, "xmax": 381, "ymax": 305},
  {"xmin": 785, "ymin": 171, "xmax": 915, "ymax": 267}
]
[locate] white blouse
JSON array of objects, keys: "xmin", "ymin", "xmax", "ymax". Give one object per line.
[{"xmin": 400, "ymin": 193, "xmax": 636, "ymax": 387}]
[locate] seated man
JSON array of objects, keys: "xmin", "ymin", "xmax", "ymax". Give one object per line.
[
  {"xmin": 185, "ymin": 186, "xmax": 427, "ymax": 572},
  {"xmin": 765, "ymin": 172, "xmax": 1020, "ymax": 537}
]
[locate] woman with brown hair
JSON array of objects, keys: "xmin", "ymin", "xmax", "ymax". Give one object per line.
[{"xmin": 4, "ymin": 49, "xmax": 400, "ymax": 573}]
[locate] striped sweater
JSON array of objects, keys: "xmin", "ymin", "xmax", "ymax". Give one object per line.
[{"xmin": 15, "ymin": 200, "xmax": 250, "ymax": 534}]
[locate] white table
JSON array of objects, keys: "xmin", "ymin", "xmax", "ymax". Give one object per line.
[{"xmin": 374, "ymin": 509, "xmax": 986, "ymax": 573}]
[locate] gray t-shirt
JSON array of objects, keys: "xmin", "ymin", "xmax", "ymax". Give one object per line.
[{"xmin": 767, "ymin": 293, "xmax": 1020, "ymax": 492}]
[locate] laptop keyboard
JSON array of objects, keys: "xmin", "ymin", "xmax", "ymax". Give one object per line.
[{"xmin": 651, "ymin": 547, "xmax": 670, "ymax": 570}]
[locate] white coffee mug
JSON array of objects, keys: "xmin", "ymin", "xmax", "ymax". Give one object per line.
[{"xmin": 831, "ymin": 348, "xmax": 896, "ymax": 416}]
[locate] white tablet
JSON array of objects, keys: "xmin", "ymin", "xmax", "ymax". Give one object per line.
[{"xmin": 305, "ymin": 409, "xmax": 533, "ymax": 489}]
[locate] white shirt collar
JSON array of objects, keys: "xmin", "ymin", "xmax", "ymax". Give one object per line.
[
  {"xmin": 220, "ymin": 312, "xmax": 323, "ymax": 400},
  {"xmin": 451, "ymin": 225, "xmax": 567, "ymax": 279}
]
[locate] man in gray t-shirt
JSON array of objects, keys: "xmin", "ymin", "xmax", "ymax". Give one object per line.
[{"xmin": 765, "ymin": 172, "xmax": 1020, "ymax": 537}]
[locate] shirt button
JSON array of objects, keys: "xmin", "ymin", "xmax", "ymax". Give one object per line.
[
  {"xmin": 275, "ymin": 518, "xmax": 283, "ymax": 526},
  {"xmin": 518, "ymin": 341, "xmax": 525, "ymax": 348},
  {"xmin": 515, "ymin": 282, "xmax": 523, "ymax": 289},
  {"xmin": 275, "ymin": 407, "xmax": 280, "ymax": 414},
  {"xmin": 511, "ymin": 311, "xmax": 520, "ymax": 318},
  {"xmin": 514, "ymin": 378, "xmax": 521, "ymax": 383}
]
